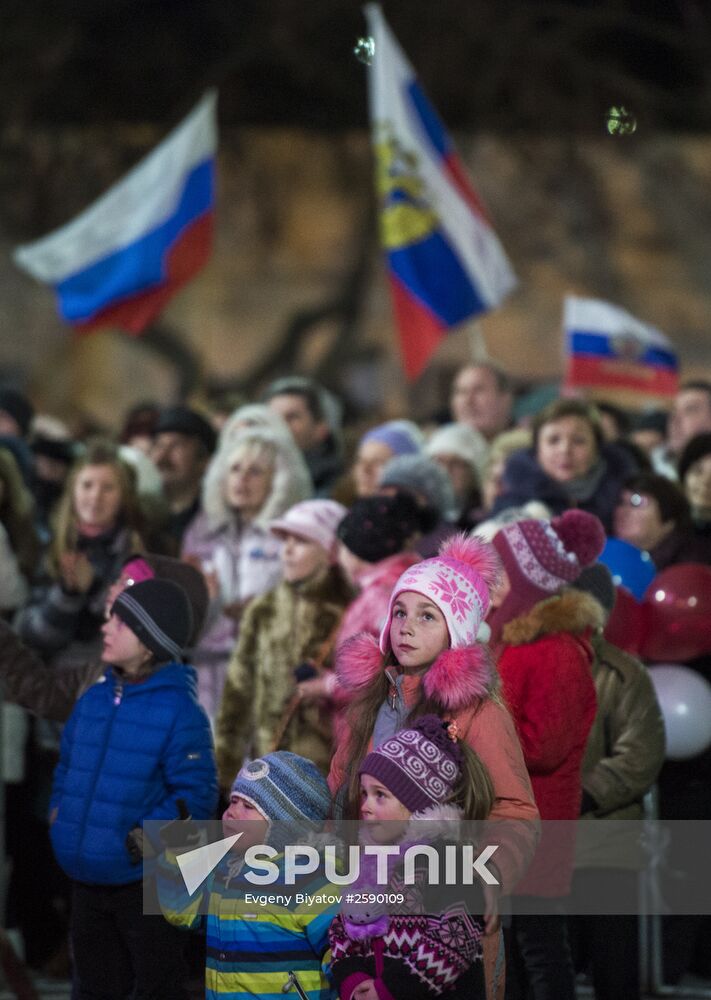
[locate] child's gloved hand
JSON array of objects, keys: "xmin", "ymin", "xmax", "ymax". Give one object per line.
[
  {"xmin": 125, "ymin": 828, "xmax": 148, "ymax": 865},
  {"xmin": 159, "ymin": 798, "xmax": 201, "ymax": 850},
  {"xmin": 351, "ymin": 982, "xmax": 378, "ymax": 1000}
]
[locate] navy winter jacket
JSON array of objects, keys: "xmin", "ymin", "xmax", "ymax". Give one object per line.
[
  {"xmin": 50, "ymin": 661, "xmax": 217, "ymax": 885},
  {"xmin": 492, "ymin": 443, "xmax": 639, "ymax": 532}
]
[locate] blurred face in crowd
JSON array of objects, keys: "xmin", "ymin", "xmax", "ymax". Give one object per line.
[
  {"xmin": 150, "ymin": 432, "xmax": 208, "ymax": 498},
  {"xmin": 73, "ymin": 463, "xmax": 123, "ymax": 531},
  {"xmin": 353, "ymin": 440, "xmax": 393, "ymax": 497},
  {"xmin": 481, "ymin": 455, "xmax": 507, "ymax": 512},
  {"xmin": 613, "ymin": 490, "xmax": 673, "ymax": 552},
  {"xmin": 0, "ymin": 410, "xmax": 22, "ymax": 438},
  {"xmin": 278, "ymin": 532, "xmax": 329, "ymax": 584},
  {"xmin": 451, "ymin": 366, "xmax": 512, "ymax": 441},
  {"xmin": 267, "ymin": 393, "xmax": 327, "ymax": 452},
  {"xmin": 337, "ymin": 541, "xmax": 367, "ymax": 585},
  {"xmin": 225, "ymin": 446, "xmax": 273, "ymax": 521},
  {"xmin": 488, "ymin": 568, "xmax": 512, "ymax": 611},
  {"xmin": 668, "ymin": 389, "xmax": 711, "ymax": 455},
  {"xmin": 433, "ymin": 453, "xmax": 477, "ymax": 503},
  {"xmin": 684, "ymin": 454, "xmax": 711, "ymax": 517},
  {"xmin": 536, "ymin": 416, "xmax": 598, "ymax": 483},
  {"xmin": 629, "ymin": 428, "xmax": 665, "ymax": 456}
]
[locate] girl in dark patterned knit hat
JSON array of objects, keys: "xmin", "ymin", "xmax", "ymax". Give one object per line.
[{"xmin": 329, "ymin": 715, "xmax": 492, "ymax": 999}]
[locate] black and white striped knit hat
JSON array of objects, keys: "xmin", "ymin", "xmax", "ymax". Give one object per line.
[{"xmin": 111, "ymin": 579, "xmax": 193, "ymax": 662}]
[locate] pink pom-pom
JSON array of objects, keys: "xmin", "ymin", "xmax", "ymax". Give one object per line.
[
  {"xmin": 438, "ymin": 532, "xmax": 502, "ymax": 590},
  {"xmin": 552, "ymin": 510, "xmax": 605, "ymax": 567}
]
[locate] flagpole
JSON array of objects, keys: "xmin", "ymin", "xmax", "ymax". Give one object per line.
[{"xmin": 467, "ymin": 320, "xmax": 490, "ymax": 363}]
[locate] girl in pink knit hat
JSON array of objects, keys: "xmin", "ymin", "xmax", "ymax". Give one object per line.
[{"xmin": 329, "ymin": 533, "xmax": 540, "ymax": 1000}]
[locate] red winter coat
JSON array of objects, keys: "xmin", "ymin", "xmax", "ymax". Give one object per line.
[{"xmin": 496, "ymin": 589, "xmax": 602, "ymax": 896}]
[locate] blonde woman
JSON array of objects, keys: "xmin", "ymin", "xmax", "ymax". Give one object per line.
[
  {"xmin": 17, "ymin": 439, "xmax": 146, "ymax": 663},
  {"xmin": 182, "ymin": 426, "xmax": 312, "ymax": 720}
]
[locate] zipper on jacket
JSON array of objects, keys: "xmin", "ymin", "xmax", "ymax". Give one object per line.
[{"xmin": 72, "ymin": 678, "xmax": 123, "ymax": 871}]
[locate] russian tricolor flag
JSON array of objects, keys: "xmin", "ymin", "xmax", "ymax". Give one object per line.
[
  {"xmin": 563, "ymin": 295, "xmax": 679, "ymax": 398},
  {"xmin": 365, "ymin": 5, "xmax": 516, "ymax": 380},
  {"xmin": 14, "ymin": 91, "xmax": 217, "ymax": 334}
]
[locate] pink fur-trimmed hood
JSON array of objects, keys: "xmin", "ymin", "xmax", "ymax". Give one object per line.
[{"xmin": 336, "ymin": 632, "xmax": 496, "ymax": 712}]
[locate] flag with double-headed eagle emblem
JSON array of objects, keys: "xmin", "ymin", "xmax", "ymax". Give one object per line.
[
  {"xmin": 364, "ymin": 4, "xmax": 517, "ymax": 380},
  {"xmin": 563, "ymin": 295, "xmax": 679, "ymax": 398}
]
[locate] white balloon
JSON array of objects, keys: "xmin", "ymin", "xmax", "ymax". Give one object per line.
[{"xmin": 649, "ymin": 665, "xmax": 711, "ymax": 761}]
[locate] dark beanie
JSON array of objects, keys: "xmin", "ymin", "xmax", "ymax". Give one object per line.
[
  {"xmin": 678, "ymin": 432, "xmax": 711, "ymax": 483},
  {"xmin": 112, "ymin": 579, "xmax": 193, "ymax": 662},
  {"xmin": 337, "ymin": 491, "xmax": 424, "ymax": 563},
  {"xmin": 0, "ymin": 388, "xmax": 34, "ymax": 437},
  {"xmin": 123, "ymin": 552, "xmax": 210, "ymax": 645},
  {"xmin": 153, "ymin": 406, "xmax": 216, "ymax": 454},
  {"xmin": 31, "ymin": 434, "xmax": 76, "ymax": 465},
  {"xmin": 574, "ymin": 563, "xmax": 617, "ymax": 616}
]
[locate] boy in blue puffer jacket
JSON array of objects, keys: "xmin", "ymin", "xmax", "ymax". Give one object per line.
[{"xmin": 50, "ymin": 578, "xmax": 218, "ymax": 999}]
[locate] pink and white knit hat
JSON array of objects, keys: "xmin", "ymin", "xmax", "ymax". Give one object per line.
[
  {"xmin": 269, "ymin": 499, "xmax": 347, "ymax": 561},
  {"xmin": 379, "ymin": 533, "xmax": 502, "ymax": 653}
]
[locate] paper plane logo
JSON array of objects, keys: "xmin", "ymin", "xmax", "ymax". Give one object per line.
[{"xmin": 176, "ymin": 833, "xmax": 242, "ymax": 895}]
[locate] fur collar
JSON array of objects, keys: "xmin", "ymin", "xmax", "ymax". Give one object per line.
[
  {"xmin": 501, "ymin": 588, "xmax": 605, "ymax": 647},
  {"xmin": 404, "ymin": 802, "xmax": 465, "ymax": 841},
  {"xmin": 336, "ymin": 632, "xmax": 495, "ymax": 711},
  {"xmin": 357, "ymin": 802, "xmax": 465, "ymax": 850}
]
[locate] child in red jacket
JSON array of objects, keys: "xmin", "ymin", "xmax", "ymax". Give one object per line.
[{"xmin": 487, "ymin": 510, "xmax": 605, "ymax": 1000}]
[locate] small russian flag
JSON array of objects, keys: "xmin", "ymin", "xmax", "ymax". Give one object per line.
[
  {"xmin": 563, "ymin": 295, "xmax": 679, "ymax": 398},
  {"xmin": 365, "ymin": 5, "xmax": 516, "ymax": 380},
  {"xmin": 13, "ymin": 91, "xmax": 217, "ymax": 334}
]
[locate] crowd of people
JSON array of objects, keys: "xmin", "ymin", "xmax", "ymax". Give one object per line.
[{"xmin": 0, "ymin": 364, "xmax": 709, "ymax": 1000}]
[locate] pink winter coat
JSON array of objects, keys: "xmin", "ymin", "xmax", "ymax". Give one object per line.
[{"xmin": 330, "ymin": 633, "xmax": 540, "ymax": 896}]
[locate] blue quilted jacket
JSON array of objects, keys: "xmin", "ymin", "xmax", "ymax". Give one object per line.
[{"xmin": 50, "ymin": 662, "xmax": 217, "ymax": 885}]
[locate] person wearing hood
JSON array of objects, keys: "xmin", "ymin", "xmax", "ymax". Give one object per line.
[
  {"xmin": 182, "ymin": 425, "xmax": 312, "ymax": 720},
  {"xmin": 492, "ymin": 400, "xmax": 639, "ymax": 532},
  {"xmin": 487, "ymin": 510, "xmax": 606, "ymax": 1000},
  {"xmin": 50, "ymin": 578, "xmax": 217, "ymax": 999}
]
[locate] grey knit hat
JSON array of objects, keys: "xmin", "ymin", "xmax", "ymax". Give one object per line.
[{"xmin": 379, "ymin": 454, "xmax": 456, "ymax": 519}]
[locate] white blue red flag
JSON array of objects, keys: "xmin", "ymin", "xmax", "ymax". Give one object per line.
[
  {"xmin": 14, "ymin": 91, "xmax": 217, "ymax": 334},
  {"xmin": 365, "ymin": 5, "xmax": 516, "ymax": 379},
  {"xmin": 563, "ymin": 295, "xmax": 679, "ymax": 398}
]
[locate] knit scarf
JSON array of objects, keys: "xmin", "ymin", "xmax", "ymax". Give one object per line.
[{"xmin": 563, "ymin": 457, "xmax": 608, "ymax": 504}]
